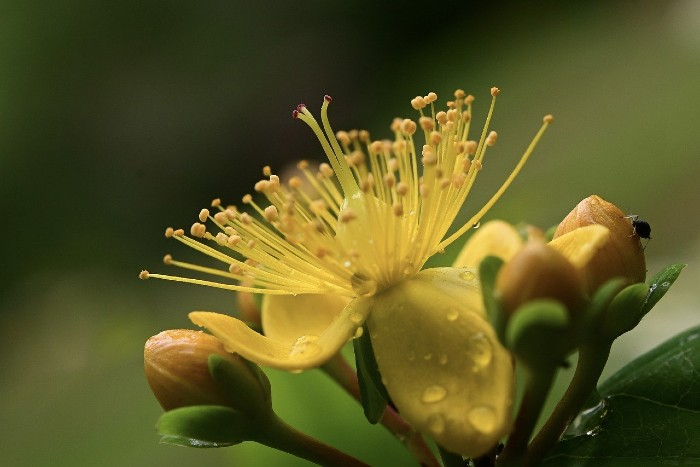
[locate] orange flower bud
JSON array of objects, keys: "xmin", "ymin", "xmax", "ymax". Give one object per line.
[
  {"xmin": 553, "ymin": 195, "xmax": 646, "ymax": 292},
  {"xmin": 145, "ymin": 329, "xmax": 256, "ymax": 411},
  {"xmin": 496, "ymin": 241, "xmax": 585, "ymax": 316}
]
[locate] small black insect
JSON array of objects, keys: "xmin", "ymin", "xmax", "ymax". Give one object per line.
[
  {"xmin": 624, "ymin": 215, "xmax": 652, "ymax": 249},
  {"xmin": 626, "ymin": 215, "xmax": 652, "ymax": 239}
]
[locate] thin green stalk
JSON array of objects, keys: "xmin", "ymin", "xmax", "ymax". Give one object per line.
[
  {"xmin": 258, "ymin": 412, "xmax": 369, "ymax": 467},
  {"xmin": 499, "ymin": 366, "xmax": 556, "ymax": 465},
  {"xmin": 523, "ymin": 342, "xmax": 612, "ymax": 467}
]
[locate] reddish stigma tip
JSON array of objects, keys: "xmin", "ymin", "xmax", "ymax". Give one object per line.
[
  {"xmin": 324, "ymin": 95, "xmax": 332, "ymax": 102},
  {"xmin": 292, "ymin": 109, "xmax": 299, "ymax": 118}
]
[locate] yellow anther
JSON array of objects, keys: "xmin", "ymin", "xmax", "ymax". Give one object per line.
[
  {"xmin": 319, "ymin": 163, "xmax": 334, "ymax": 177},
  {"xmin": 411, "ymin": 96, "xmax": 426, "ymax": 110},
  {"xmin": 263, "ymin": 166, "xmax": 272, "ymax": 176},
  {"xmin": 165, "ymin": 227, "xmax": 174, "ymax": 238},
  {"xmin": 424, "ymin": 92, "xmax": 438, "ymax": 103},
  {"xmin": 486, "ymin": 131, "xmax": 498, "ymax": 146},
  {"xmin": 198, "ymin": 209, "xmax": 209, "ymax": 223},
  {"xmin": 490, "ymin": 87, "xmax": 500, "ymax": 96},
  {"xmin": 336, "ymin": 131, "xmax": 351, "ymax": 145},
  {"xmin": 139, "ymin": 270, "xmax": 150, "ymax": 280},
  {"xmin": 190, "ymin": 223, "xmax": 206, "ymax": 238},
  {"xmin": 429, "ymin": 131, "xmax": 441, "ymax": 146},
  {"xmin": 242, "ymin": 194, "xmax": 253, "ymax": 204},
  {"xmin": 400, "ymin": 119, "xmax": 417, "ymax": 135},
  {"xmin": 419, "ymin": 116, "xmax": 434, "ymax": 131},
  {"xmin": 211, "ymin": 198, "xmax": 221, "ymax": 207},
  {"xmin": 264, "ymin": 205, "xmax": 279, "ymax": 222},
  {"xmin": 544, "ymin": 114, "xmax": 554, "ymax": 124},
  {"xmin": 163, "ymin": 254, "xmax": 173, "ymax": 265},
  {"xmin": 436, "ymin": 111, "xmax": 448, "ymax": 125}
]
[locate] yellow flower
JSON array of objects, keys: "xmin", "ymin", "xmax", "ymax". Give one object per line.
[{"xmin": 141, "ymin": 89, "xmax": 553, "ymax": 456}]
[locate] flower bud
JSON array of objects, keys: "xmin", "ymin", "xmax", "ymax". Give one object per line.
[
  {"xmin": 553, "ymin": 195, "xmax": 646, "ymax": 292},
  {"xmin": 496, "ymin": 241, "xmax": 585, "ymax": 316},
  {"xmin": 144, "ymin": 329, "xmax": 268, "ymax": 412}
]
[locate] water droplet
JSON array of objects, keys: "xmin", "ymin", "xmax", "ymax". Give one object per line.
[
  {"xmin": 446, "ymin": 309, "xmax": 459, "ymax": 321},
  {"xmin": 351, "ymin": 273, "xmax": 377, "ymax": 297},
  {"xmin": 422, "ymin": 385, "xmax": 448, "ymax": 404},
  {"xmin": 566, "ymin": 396, "xmax": 609, "ymax": 437},
  {"xmin": 402, "ymin": 262, "xmax": 416, "ymax": 276},
  {"xmin": 438, "ymin": 354, "xmax": 448, "ymax": 365},
  {"xmin": 467, "ymin": 405, "xmax": 497, "ymax": 434},
  {"xmin": 290, "ymin": 335, "xmax": 321, "ymax": 358},
  {"xmin": 427, "ymin": 414, "xmax": 445, "ymax": 434},
  {"xmin": 469, "ymin": 332, "xmax": 493, "ymax": 368},
  {"xmin": 459, "ymin": 270, "xmax": 476, "ymax": 282},
  {"xmin": 353, "ymin": 326, "xmax": 364, "ymax": 339},
  {"xmin": 423, "ymin": 353, "xmax": 433, "ymax": 361},
  {"xmin": 290, "ymin": 369, "xmax": 303, "ymax": 374},
  {"xmin": 661, "ymin": 281, "xmax": 670, "ymax": 289},
  {"xmin": 472, "ymin": 221, "xmax": 481, "ymax": 229},
  {"xmin": 349, "ymin": 310, "xmax": 364, "ymax": 324},
  {"xmin": 343, "ymin": 260, "xmax": 352, "ymax": 268}
]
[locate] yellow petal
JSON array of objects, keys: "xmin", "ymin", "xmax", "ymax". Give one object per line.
[
  {"xmin": 453, "ymin": 220, "xmax": 524, "ymax": 268},
  {"xmin": 548, "ymin": 224, "xmax": 610, "ymax": 269},
  {"xmin": 366, "ymin": 267, "xmax": 513, "ymax": 457},
  {"xmin": 261, "ymin": 294, "xmax": 351, "ymax": 345},
  {"xmin": 189, "ymin": 297, "xmax": 371, "ymax": 371}
]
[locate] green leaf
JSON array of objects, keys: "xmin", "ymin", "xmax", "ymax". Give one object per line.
[
  {"xmin": 541, "ymin": 325, "xmax": 700, "ymax": 466},
  {"xmin": 157, "ymin": 405, "xmax": 254, "ymax": 448},
  {"xmin": 639, "ymin": 263, "xmax": 686, "ymax": 316},
  {"xmin": 353, "ymin": 325, "xmax": 389, "ymax": 424}
]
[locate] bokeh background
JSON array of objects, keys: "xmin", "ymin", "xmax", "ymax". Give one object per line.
[{"xmin": 1, "ymin": 0, "xmax": 699, "ymax": 465}]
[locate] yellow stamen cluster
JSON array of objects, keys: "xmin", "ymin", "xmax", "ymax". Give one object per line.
[{"xmin": 141, "ymin": 89, "xmax": 552, "ymax": 297}]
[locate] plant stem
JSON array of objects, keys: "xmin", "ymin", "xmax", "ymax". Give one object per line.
[
  {"xmin": 322, "ymin": 353, "xmax": 440, "ymax": 467},
  {"xmin": 498, "ymin": 365, "xmax": 555, "ymax": 465},
  {"xmin": 258, "ymin": 413, "xmax": 369, "ymax": 467},
  {"xmin": 523, "ymin": 342, "xmax": 611, "ymax": 467}
]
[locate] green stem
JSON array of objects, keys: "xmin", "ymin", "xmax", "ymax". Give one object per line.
[
  {"xmin": 523, "ymin": 342, "xmax": 612, "ymax": 467},
  {"xmin": 258, "ymin": 412, "xmax": 369, "ymax": 467},
  {"xmin": 499, "ymin": 365, "xmax": 556, "ymax": 465},
  {"xmin": 322, "ymin": 354, "xmax": 440, "ymax": 467}
]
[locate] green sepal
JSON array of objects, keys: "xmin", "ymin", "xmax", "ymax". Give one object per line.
[
  {"xmin": 587, "ymin": 278, "xmax": 626, "ymax": 324},
  {"xmin": 478, "ymin": 255, "xmax": 506, "ymax": 342},
  {"xmin": 156, "ymin": 405, "xmax": 254, "ymax": 448},
  {"xmin": 505, "ymin": 299, "xmax": 573, "ymax": 369},
  {"xmin": 353, "ymin": 325, "xmax": 389, "ymax": 424},
  {"xmin": 640, "ymin": 263, "xmax": 686, "ymax": 316},
  {"xmin": 208, "ymin": 354, "xmax": 272, "ymax": 416},
  {"xmin": 600, "ymin": 282, "xmax": 649, "ymax": 340}
]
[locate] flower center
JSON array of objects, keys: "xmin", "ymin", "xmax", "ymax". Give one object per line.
[{"xmin": 140, "ymin": 89, "xmax": 553, "ymax": 298}]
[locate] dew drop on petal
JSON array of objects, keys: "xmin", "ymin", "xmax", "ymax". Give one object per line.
[
  {"xmin": 438, "ymin": 354, "xmax": 448, "ymax": 365},
  {"xmin": 353, "ymin": 326, "xmax": 364, "ymax": 339},
  {"xmin": 349, "ymin": 310, "xmax": 364, "ymax": 324},
  {"xmin": 290, "ymin": 335, "xmax": 321, "ymax": 358},
  {"xmin": 460, "ymin": 270, "xmax": 476, "ymax": 281},
  {"xmin": 422, "ymin": 385, "xmax": 448, "ymax": 404},
  {"xmin": 446, "ymin": 309, "xmax": 459, "ymax": 321},
  {"xmin": 469, "ymin": 332, "xmax": 493, "ymax": 368},
  {"xmin": 467, "ymin": 405, "xmax": 497, "ymax": 434},
  {"xmin": 427, "ymin": 414, "xmax": 445, "ymax": 435}
]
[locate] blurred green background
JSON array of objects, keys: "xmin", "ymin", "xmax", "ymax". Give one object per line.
[{"xmin": 1, "ymin": 0, "xmax": 698, "ymax": 465}]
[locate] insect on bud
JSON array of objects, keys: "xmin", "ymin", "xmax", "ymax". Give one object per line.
[
  {"xmin": 553, "ymin": 195, "xmax": 646, "ymax": 292},
  {"xmin": 144, "ymin": 330, "xmax": 269, "ymax": 412},
  {"xmin": 496, "ymin": 241, "xmax": 585, "ymax": 317}
]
